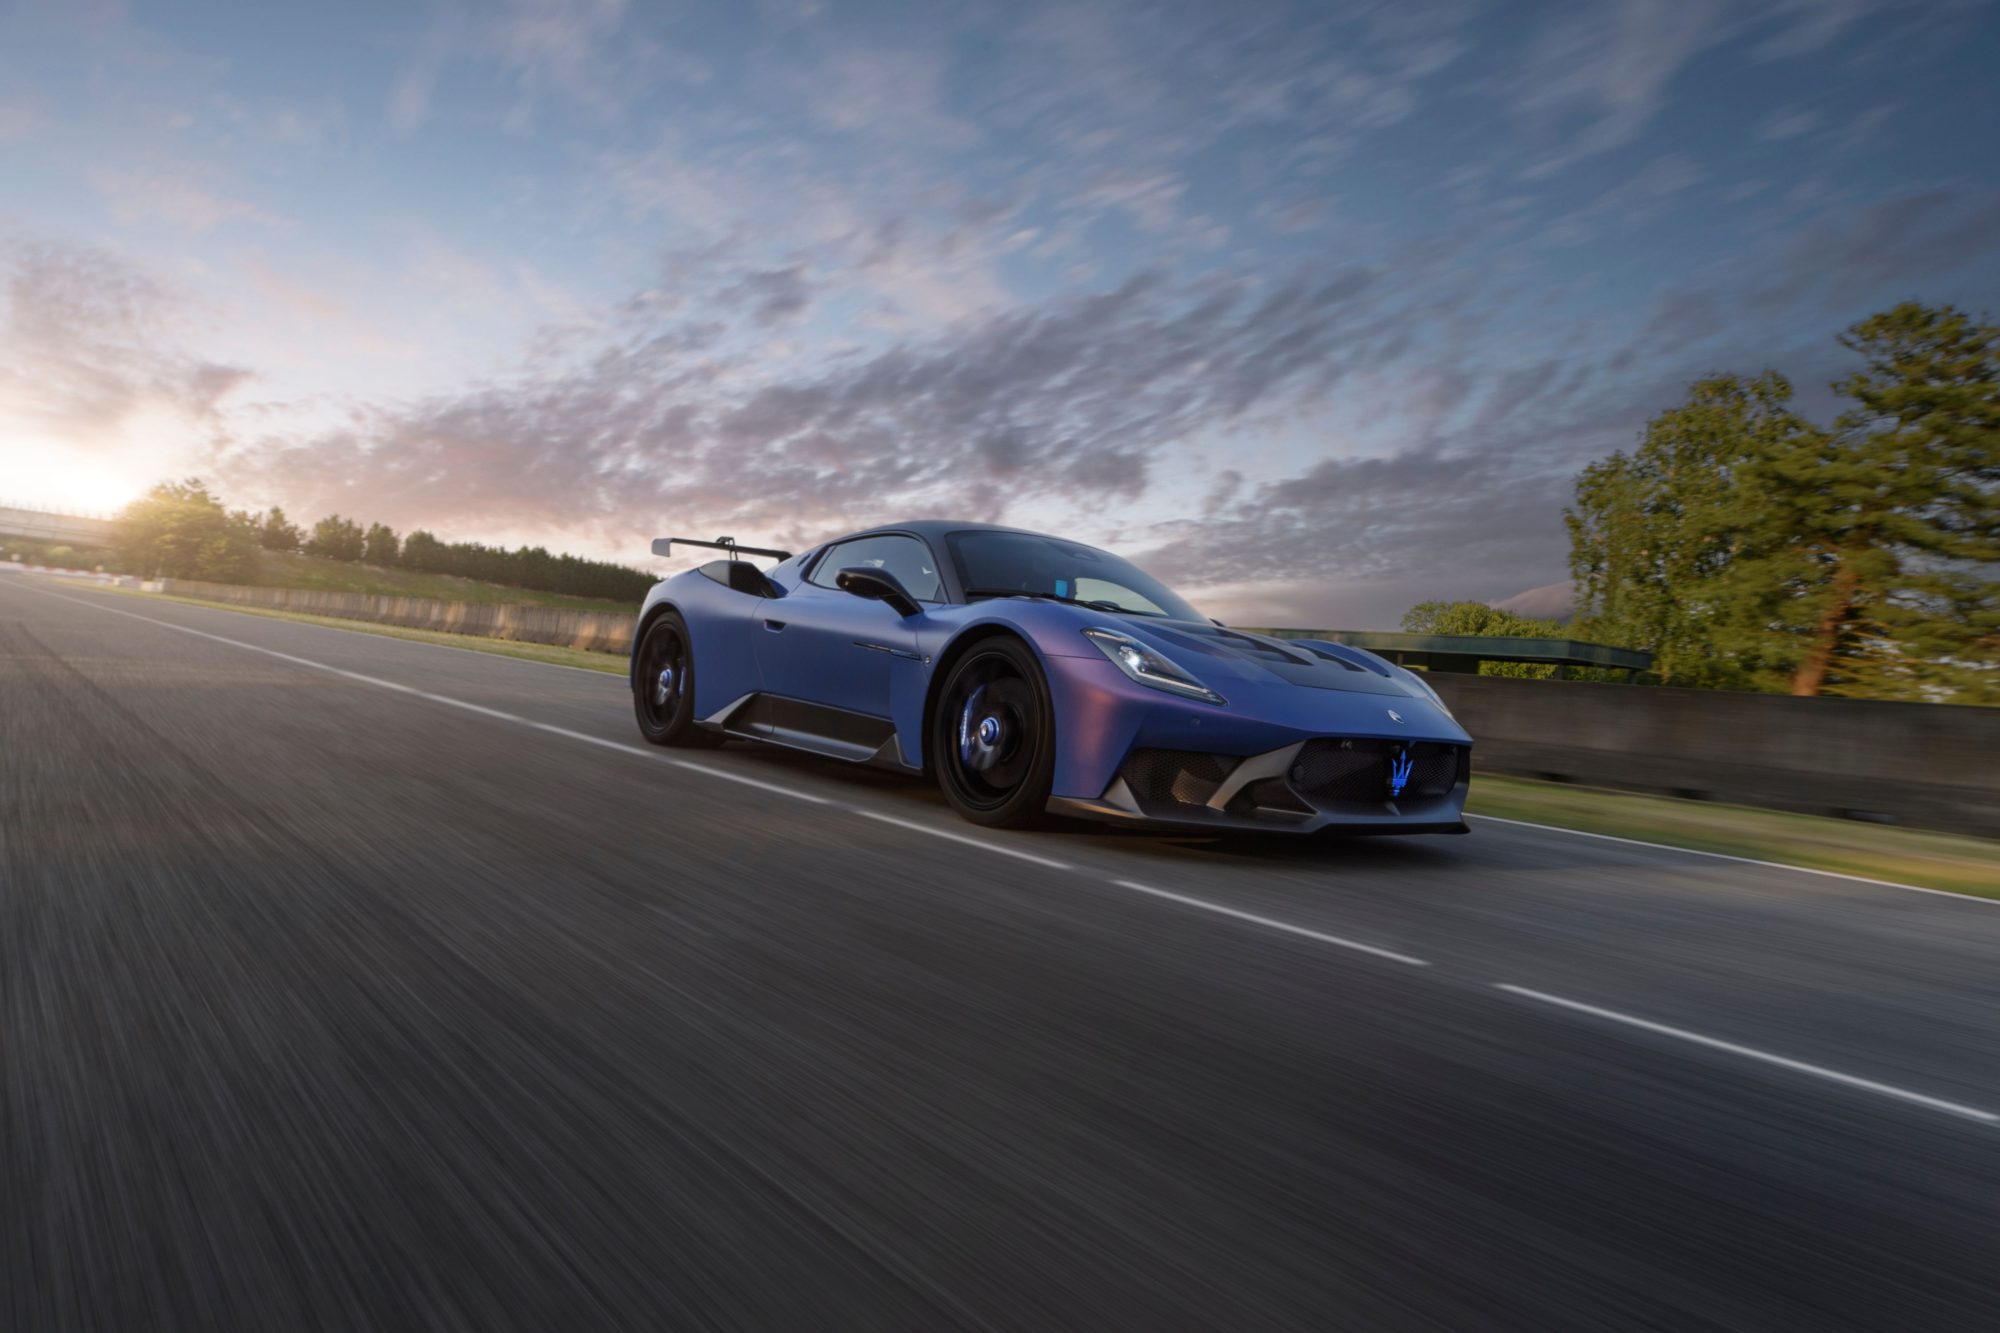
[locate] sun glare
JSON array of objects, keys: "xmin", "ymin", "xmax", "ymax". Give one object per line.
[{"xmin": 6, "ymin": 448, "xmax": 147, "ymax": 516}]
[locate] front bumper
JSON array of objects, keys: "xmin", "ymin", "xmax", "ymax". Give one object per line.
[{"xmin": 1046, "ymin": 737, "xmax": 1471, "ymax": 835}]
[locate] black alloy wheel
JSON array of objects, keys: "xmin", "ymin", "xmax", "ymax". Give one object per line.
[
  {"xmin": 633, "ymin": 610, "xmax": 721, "ymax": 747},
  {"xmin": 932, "ymin": 637, "xmax": 1056, "ymax": 828}
]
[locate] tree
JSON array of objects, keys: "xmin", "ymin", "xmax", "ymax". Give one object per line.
[
  {"xmin": 401, "ymin": 529, "xmax": 445, "ymax": 572},
  {"xmin": 1820, "ymin": 303, "xmax": 1999, "ymax": 701},
  {"xmin": 1566, "ymin": 302, "xmax": 2000, "ymax": 702},
  {"xmin": 1568, "ymin": 372, "xmax": 1830, "ymax": 691},
  {"xmin": 258, "ymin": 506, "xmax": 303, "ymax": 552},
  {"xmin": 115, "ymin": 479, "xmax": 261, "ymax": 583},
  {"xmin": 305, "ymin": 514, "xmax": 367, "ymax": 562},
  {"xmin": 1400, "ymin": 600, "xmax": 1565, "ymax": 678},
  {"xmin": 364, "ymin": 522, "xmax": 400, "ymax": 566}
]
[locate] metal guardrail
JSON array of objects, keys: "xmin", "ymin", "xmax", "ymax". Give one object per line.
[{"xmin": 1243, "ymin": 628, "xmax": 1654, "ymax": 676}]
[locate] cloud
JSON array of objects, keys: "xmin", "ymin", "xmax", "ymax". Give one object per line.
[
  {"xmin": 386, "ymin": 0, "xmax": 688, "ymax": 133},
  {"xmin": 1758, "ymin": 107, "xmax": 1819, "ymax": 141},
  {"xmin": 1541, "ymin": 151, "xmax": 1709, "ymax": 243},
  {"xmin": 387, "ymin": 62, "xmax": 436, "ymax": 135},
  {"xmin": 0, "ymin": 100, "xmax": 34, "ymax": 141},
  {"xmin": 791, "ymin": 44, "xmax": 981, "ymax": 150},
  {"xmin": 92, "ymin": 173, "xmax": 278, "ymax": 233},
  {"xmin": 0, "ymin": 235, "xmax": 249, "ymax": 464},
  {"xmin": 1500, "ymin": 0, "xmax": 1901, "ymax": 177},
  {"xmin": 1747, "ymin": 184, "xmax": 2000, "ymax": 315},
  {"xmin": 717, "ymin": 263, "xmax": 816, "ymax": 326},
  {"xmin": 215, "ymin": 249, "xmax": 1452, "ymax": 556},
  {"xmin": 1750, "ymin": 0, "xmax": 1881, "ymax": 58},
  {"xmin": 1506, "ymin": 0, "xmax": 1728, "ymax": 178}
]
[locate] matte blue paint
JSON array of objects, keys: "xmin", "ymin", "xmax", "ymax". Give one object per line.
[{"xmin": 635, "ymin": 520, "xmax": 1473, "ymax": 824}]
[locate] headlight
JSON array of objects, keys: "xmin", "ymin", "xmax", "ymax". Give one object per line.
[{"xmin": 1082, "ymin": 627, "xmax": 1225, "ymax": 704}]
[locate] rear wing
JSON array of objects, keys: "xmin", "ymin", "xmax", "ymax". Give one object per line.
[{"xmin": 652, "ymin": 536, "xmax": 793, "ymax": 562}]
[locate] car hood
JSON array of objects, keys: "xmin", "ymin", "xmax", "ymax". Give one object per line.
[{"xmin": 1122, "ymin": 619, "xmax": 1418, "ymax": 699}]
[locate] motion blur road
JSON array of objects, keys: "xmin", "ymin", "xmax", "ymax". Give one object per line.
[{"xmin": 5, "ymin": 574, "xmax": 1999, "ymax": 1331}]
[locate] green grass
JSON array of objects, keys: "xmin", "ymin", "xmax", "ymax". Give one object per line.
[
  {"xmin": 252, "ymin": 550, "xmax": 634, "ymax": 612},
  {"xmin": 1468, "ymin": 773, "xmax": 2000, "ymax": 899},
  {"xmin": 95, "ymin": 585, "xmax": 628, "ymax": 674}
]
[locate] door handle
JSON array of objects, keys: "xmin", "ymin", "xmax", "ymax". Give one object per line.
[{"xmin": 763, "ymin": 619, "xmax": 786, "ymax": 631}]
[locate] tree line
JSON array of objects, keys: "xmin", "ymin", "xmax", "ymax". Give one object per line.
[
  {"xmin": 1567, "ymin": 302, "xmax": 1996, "ymax": 704},
  {"xmin": 1410, "ymin": 301, "xmax": 1997, "ymax": 705},
  {"xmin": 114, "ymin": 484, "xmax": 655, "ymax": 603}
]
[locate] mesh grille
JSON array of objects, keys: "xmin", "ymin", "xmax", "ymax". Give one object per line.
[
  {"xmin": 1291, "ymin": 740, "xmax": 1464, "ymax": 805},
  {"xmin": 1121, "ymin": 749, "xmax": 1236, "ymax": 807},
  {"xmin": 1404, "ymin": 746, "xmax": 1463, "ymax": 799},
  {"xmin": 1120, "ymin": 741, "xmax": 1464, "ymax": 820}
]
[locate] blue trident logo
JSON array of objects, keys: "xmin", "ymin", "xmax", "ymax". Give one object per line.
[{"xmin": 1388, "ymin": 750, "xmax": 1413, "ymax": 797}]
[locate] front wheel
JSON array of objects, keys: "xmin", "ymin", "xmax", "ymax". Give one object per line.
[
  {"xmin": 932, "ymin": 637, "xmax": 1056, "ymax": 828},
  {"xmin": 633, "ymin": 610, "xmax": 723, "ymax": 747}
]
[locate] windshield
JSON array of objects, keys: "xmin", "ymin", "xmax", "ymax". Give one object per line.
[{"xmin": 946, "ymin": 530, "xmax": 1201, "ymax": 620}]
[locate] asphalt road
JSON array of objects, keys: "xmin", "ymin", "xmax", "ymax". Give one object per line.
[{"xmin": 5, "ymin": 573, "xmax": 1999, "ymax": 1331}]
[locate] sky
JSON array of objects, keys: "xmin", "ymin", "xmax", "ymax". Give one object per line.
[{"xmin": 2, "ymin": 0, "xmax": 1997, "ymax": 627}]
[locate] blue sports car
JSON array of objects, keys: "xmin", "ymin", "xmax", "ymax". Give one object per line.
[{"xmin": 631, "ymin": 522, "xmax": 1472, "ymax": 834}]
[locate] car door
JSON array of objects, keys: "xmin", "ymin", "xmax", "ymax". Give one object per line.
[{"xmin": 755, "ymin": 533, "xmax": 940, "ymax": 721}]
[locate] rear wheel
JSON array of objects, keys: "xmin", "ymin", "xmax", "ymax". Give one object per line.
[
  {"xmin": 633, "ymin": 610, "xmax": 723, "ymax": 747},
  {"xmin": 932, "ymin": 637, "xmax": 1056, "ymax": 828}
]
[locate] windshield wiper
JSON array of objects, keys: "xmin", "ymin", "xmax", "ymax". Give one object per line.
[{"xmin": 960, "ymin": 587, "xmax": 1163, "ymax": 615}]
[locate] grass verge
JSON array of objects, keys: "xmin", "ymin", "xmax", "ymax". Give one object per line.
[
  {"xmin": 252, "ymin": 550, "xmax": 634, "ymax": 612},
  {"xmin": 1467, "ymin": 773, "xmax": 2000, "ymax": 899},
  {"xmin": 93, "ymin": 584, "xmax": 628, "ymax": 675}
]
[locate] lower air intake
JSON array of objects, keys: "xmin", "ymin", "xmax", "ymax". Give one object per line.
[{"xmin": 1120, "ymin": 749, "xmax": 1237, "ymax": 807}]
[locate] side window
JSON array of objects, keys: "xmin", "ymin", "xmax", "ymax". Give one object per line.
[{"xmin": 809, "ymin": 535, "xmax": 944, "ymax": 602}]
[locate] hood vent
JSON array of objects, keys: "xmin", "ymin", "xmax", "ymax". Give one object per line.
[{"xmin": 1152, "ymin": 623, "xmax": 1314, "ymax": 666}]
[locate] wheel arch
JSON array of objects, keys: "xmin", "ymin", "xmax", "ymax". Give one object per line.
[
  {"xmin": 915, "ymin": 622, "xmax": 1049, "ymax": 776},
  {"xmin": 628, "ymin": 598, "xmax": 683, "ymax": 690}
]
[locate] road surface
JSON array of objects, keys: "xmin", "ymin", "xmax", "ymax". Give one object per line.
[{"xmin": 4, "ymin": 573, "xmax": 1998, "ymax": 1330}]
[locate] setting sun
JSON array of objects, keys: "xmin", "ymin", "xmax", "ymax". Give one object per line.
[{"xmin": 4, "ymin": 447, "xmax": 146, "ymax": 516}]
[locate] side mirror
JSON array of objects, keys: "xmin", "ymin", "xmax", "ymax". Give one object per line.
[{"xmin": 835, "ymin": 566, "xmax": 920, "ymax": 617}]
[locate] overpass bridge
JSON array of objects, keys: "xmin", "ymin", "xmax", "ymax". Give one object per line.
[{"xmin": 0, "ymin": 503, "xmax": 119, "ymax": 547}]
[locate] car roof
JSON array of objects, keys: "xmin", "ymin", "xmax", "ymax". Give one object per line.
[{"xmin": 826, "ymin": 520, "xmax": 1062, "ymax": 547}]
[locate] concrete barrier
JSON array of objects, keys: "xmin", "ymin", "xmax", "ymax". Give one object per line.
[
  {"xmin": 157, "ymin": 580, "xmax": 637, "ymax": 654},
  {"xmin": 1425, "ymin": 673, "xmax": 2000, "ymax": 838}
]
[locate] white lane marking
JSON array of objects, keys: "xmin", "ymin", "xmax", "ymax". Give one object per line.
[
  {"xmin": 1112, "ymin": 880, "xmax": 1429, "ymax": 967},
  {"xmin": 857, "ymin": 811, "xmax": 1073, "ymax": 871},
  {"xmin": 28, "ymin": 579, "xmax": 2000, "ymax": 1126},
  {"xmin": 17, "ymin": 582, "xmax": 829, "ymax": 805},
  {"xmin": 25, "ymin": 583, "xmax": 1087, "ymax": 867},
  {"xmin": 1467, "ymin": 812, "xmax": 1996, "ymax": 906},
  {"xmin": 1496, "ymin": 984, "xmax": 1999, "ymax": 1125}
]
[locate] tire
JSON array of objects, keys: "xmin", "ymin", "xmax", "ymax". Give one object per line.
[
  {"xmin": 633, "ymin": 610, "xmax": 724, "ymax": 748},
  {"xmin": 931, "ymin": 636, "xmax": 1056, "ymax": 828}
]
